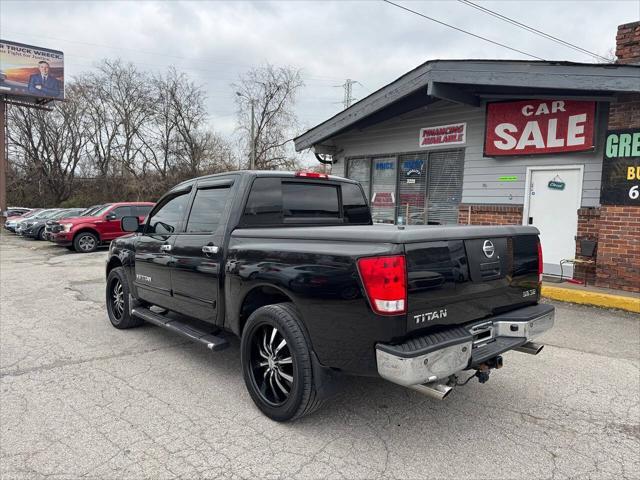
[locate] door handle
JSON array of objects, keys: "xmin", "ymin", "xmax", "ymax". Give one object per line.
[
  {"xmin": 160, "ymin": 244, "xmax": 172, "ymax": 252},
  {"xmin": 528, "ymin": 217, "xmax": 533, "ymax": 225},
  {"xmin": 202, "ymin": 245, "xmax": 219, "ymax": 254}
]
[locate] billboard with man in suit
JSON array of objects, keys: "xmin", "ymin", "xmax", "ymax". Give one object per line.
[{"xmin": 0, "ymin": 40, "xmax": 64, "ymax": 101}]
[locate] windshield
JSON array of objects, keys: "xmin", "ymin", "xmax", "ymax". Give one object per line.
[
  {"xmin": 34, "ymin": 210, "xmax": 61, "ymax": 219},
  {"xmin": 53, "ymin": 209, "xmax": 82, "ymax": 220},
  {"xmin": 81, "ymin": 205, "xmax": 103, "ymax": 216},
  {"xmin": 92, "ymin": 204, "xmax": 113, "ymax": 216}
]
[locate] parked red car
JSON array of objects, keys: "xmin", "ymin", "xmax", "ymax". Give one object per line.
[{"xmin": 50, "ymin": 202, "xmax": 154, "ymax": 253}]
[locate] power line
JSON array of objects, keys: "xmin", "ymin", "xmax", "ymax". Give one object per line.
[
  {"xmin": 457, "ymin": 0, "xmax": 610, "ymax": 62},
  {"xmin": 382, "ymin": 0, "xmax": 546, "ymax": 61},
  {"xmin": 1, "ymin": 30, "xmax": 347, "ymax": 83}
]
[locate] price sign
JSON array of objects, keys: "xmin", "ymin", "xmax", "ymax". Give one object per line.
[{"xmin": 600, "ymin": 129, "xmax": 640, "ymax": 205}]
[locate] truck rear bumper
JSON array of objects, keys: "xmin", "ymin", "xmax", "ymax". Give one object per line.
[{"xmin": 375, "ymin": 303, "xmax": 554, "ymax": 387}]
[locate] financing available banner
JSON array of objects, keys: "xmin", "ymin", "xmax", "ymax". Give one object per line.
[
  {"xmin": 419, "ymin": 123, "xmax": 466, "ymax": 148},
  {"xmin": 0, "ymin": 40, "xmax": 64, "ymax": 100}
]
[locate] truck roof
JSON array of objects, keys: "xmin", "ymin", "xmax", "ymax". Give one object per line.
[{"xmin": 171, "ymin": 170, "xmax": 358, "ymax": 191}]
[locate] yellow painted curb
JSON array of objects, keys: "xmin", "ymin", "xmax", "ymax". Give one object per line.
[{"xmin": 542, "ymin": 286, "xmax": 640, "ymax": 313}]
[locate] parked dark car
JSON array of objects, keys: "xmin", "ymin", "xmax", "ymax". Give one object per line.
[
  {"xmin": 50, "ymin": 202, "xmax": 154, "ymax": 252},
  {"xmin": 106, "ymin": 171, "xmax": 553, "ymax": 422},
  {"xmin": 23, "ymin": 208, "xmax": 87, "ymax": 240},
  {"xmin": 15, "ymin": 209, "xmax": 62, "ymax": 235}
]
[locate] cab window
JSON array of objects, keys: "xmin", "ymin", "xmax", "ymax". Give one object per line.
[{"xmin": 146, "ymin": 193, "xmax": 190, "ymax": 235}]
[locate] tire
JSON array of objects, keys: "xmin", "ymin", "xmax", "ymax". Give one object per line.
[
  {"xmin": 241, "ymin": 303, "xmax": 322, "ymax": 422},
  {"xmin": 74, "ymin": 231, "xmax": 99, "ymax": 253},
  {"xmin": 66, "ymin": 246, "xmax": 75, "ymax": 251},
  {"xmin": 37, "ymin": 227, "xmax": 46, "ymax": 241},
  {"xmin": 106, "ymin": 267, "xmax": 143, "ymax": 329}
]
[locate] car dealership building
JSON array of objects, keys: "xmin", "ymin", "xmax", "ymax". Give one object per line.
[{"xmin": 295, "ymin": 22, "xmax": 640, "ymax": 292}]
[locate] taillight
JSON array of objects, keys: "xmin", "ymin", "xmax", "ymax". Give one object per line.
[
  {"xmin": 537, "ymin": 240, "xmax": 543, "ymax": 284},
  {"xmin": 295, "ymin": 171, "xmax": 328, "ymax": 179},
  {"xmin": 357, "ymin": 255, "xmax": 407, "ymax": 315}
]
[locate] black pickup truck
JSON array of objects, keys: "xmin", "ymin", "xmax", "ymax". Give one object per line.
[{"xmin": 106, "ymin": 170, "xmax": 554, "ymax": 421}]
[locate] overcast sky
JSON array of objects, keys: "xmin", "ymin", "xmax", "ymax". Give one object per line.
[{"xmin": 1, "ymin": 0, "xmax": 638, "ymax": 160}]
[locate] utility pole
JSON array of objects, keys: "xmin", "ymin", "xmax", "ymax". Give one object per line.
[
  {"xmin": 236, "ymin": 91, "xmax": 257, "ymax": 170},
  {"xmin": 250, "ymin": 99, "xmax": 256, "ymax": 170},
  {"xmin": 0, "ymin": 97, "xmax": 6, "ymax": 224}
]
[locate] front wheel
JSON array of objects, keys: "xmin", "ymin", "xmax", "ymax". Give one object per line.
[
  {"xmin": 240, "ymin": 303, "xmax": 322, "ymax": 422},
  {"xmin": 37, "ymin": 227, "xmax": 46, "ymax": 241},
  {"xmin": 106, "ymin": 267, "xmax": 143, "ymax": 329},
  {"xmin": 74, "ymin": 232, "xmax": 99, "ymax": 253}
]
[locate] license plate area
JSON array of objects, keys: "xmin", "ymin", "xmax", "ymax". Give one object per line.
[{"xmin": 469, "ymin": 321, "xmax": 495, "ymax": 347}]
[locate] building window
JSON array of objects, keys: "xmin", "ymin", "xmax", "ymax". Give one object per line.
[
  {"xmin": 398, "ymin": 154, "xmax": 427, "ymax": 225},
  {"xmin": 346, "ymin": 149, "xmax": 464, "ymax": 225},
  {"xmin": 371, "ymin": 157, "xmax": 397, "ymax": 224}
]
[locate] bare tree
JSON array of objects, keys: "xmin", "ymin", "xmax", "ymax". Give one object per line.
[
  {"xmin": 8, "ymin": 83, "xmax": 90, "ymax": 205},
  {"xmin": 78, "ymin": 60, "xmax": 153, "ymax": 178},
  {"xmin": 233, "ymin": 64, "xmax": 304, "ymax": 170},
  {"xmin": 7, "ymin": 58, "xmax": 238, "ymax": 206}
]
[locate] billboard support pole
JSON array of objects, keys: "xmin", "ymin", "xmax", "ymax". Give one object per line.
[{"xmin": 0, "ymin": 97, "xmax": 6, "ymax": 225}]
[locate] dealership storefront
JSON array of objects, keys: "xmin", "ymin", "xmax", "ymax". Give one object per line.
[{"xmin": 294, "ymin": 22, "xmax": 640, "ymax": 292}]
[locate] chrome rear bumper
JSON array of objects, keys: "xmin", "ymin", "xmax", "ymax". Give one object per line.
[{"xmin": 376, "ymin": 303, "xmax": 555, "ymax": 388}]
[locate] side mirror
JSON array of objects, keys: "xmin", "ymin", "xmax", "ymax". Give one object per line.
[
  {"xmin": 105, "ymin": 212, "xmax": 117, "ymax": 221},
  {"xmin": 121, "ymin": 216, "xmax": 140, "ymax": 232}
]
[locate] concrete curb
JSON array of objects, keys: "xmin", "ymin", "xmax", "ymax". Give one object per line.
[{"xmin": 542, "ymin": 285, "xmax": 640, "ymax": 313}]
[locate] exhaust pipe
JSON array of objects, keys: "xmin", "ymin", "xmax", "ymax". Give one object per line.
[
  {"xmin": 409, "ymin": 382, "xmax": 453, "ymax": 400},
  {"xmin": 514, "ymin": 341, "xmax": 544, "ymax": 355}
]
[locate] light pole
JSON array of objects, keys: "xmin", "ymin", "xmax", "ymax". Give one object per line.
[{"xmin": 236, "ymin": 92, "xmax": 256, "ymax": 170}]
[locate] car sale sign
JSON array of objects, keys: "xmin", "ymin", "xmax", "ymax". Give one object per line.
[{"xmin": 484, "ymin": 100, "xmax": 595, "ymax": 156}]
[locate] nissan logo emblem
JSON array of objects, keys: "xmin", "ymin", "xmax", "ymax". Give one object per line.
[{"xmin": 483, "ymin": 240, "xmax": 495, "ymax": 259}]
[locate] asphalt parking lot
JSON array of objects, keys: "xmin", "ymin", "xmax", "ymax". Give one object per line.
[{"xmin": 1, "ymin": 232, "xmax": 639, "ymax": 480}]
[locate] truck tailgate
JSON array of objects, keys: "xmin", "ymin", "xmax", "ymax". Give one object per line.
[{"xmin": 406, "ymin": 233, "xmax": 540, "ymax": 332}]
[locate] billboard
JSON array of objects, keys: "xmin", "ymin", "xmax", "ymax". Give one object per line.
[
  {"xmin": 0, "ymin": 40, "xmax": 64, "ymax": 100},
  {"xmin": 484, "ymin": 100, "xmax": 595, "ymax": 156},
  {"xmin": 600, "ymin": 129, "xmax": 640, "ymax": 205}
]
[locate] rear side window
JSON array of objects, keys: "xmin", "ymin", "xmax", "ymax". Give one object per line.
[
  {"xmin": 186, "ymin": 187, "xmax": 231, "ymax": 233},
  {"xmin": 242, "ymin": 177, "xmax": 283, "ymax": 226},
  {"xmin": 282, "ymin": 182, "xmax": 339, "ymax": 219}
]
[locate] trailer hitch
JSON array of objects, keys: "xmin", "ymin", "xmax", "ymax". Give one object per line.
[{"xmin": 455, "ymin": 355, "xmax": 504, "ymax": 386}]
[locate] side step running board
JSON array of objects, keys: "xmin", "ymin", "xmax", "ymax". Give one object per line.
[{"xmin": 132, "ymin": 307, "xmax": 229, "ymax": 351}]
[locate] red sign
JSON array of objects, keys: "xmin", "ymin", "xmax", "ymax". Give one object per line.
[
  {"xmin": 419, "ymin": 123, "xmax": 466, "ymax": 148},
  {"xmin": 485, "ymin": 100, "xmax": 596, "ymax": 156}
]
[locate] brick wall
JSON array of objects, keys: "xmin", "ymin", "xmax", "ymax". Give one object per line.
[
  {"xmin": 594, "ymin": 206, "xmax": 640, "ymax": 293},
  {"xmin": 607, "ymin": 93, "xmax": 640, "ymax": 129},
  {"xmin": 615, "ymin": 21, "xmax": 640, "ymax": 64},
  {"xmin": 574, "ymin": 208, "xmax": 600, "ymax": 285},
  {"xmin": 458, "ymin": 204, "xmax": 523, "ymax": 225}
]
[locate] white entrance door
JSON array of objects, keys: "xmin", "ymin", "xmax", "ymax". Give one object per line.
[{"xmin": 524, "ymin": 166, "xmax": 583, "ymax": 277}]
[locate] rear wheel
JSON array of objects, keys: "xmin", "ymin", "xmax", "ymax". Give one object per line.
[
  {"xmin": 106, "ymin": 267, "xmax": 143, "ymax": 329},
  {"xmin": 74, "ymin": 232, "xmax": 99, "ymax": 253},
  {"xmin": 241, "ymin": 303, "xmax": 322, "ymax": 422}
]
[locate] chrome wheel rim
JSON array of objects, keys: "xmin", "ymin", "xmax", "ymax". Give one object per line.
[
  {"xmin": 250, "ymin": 325, "xmax": 294, "ymax": 406},
  {"xmin": 110, "ymin": 279, "xmax": 124, "ymax": 320},
  {"xmin": 78, "ymin": 235, "xmax": 96, "ymax": 251}
]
